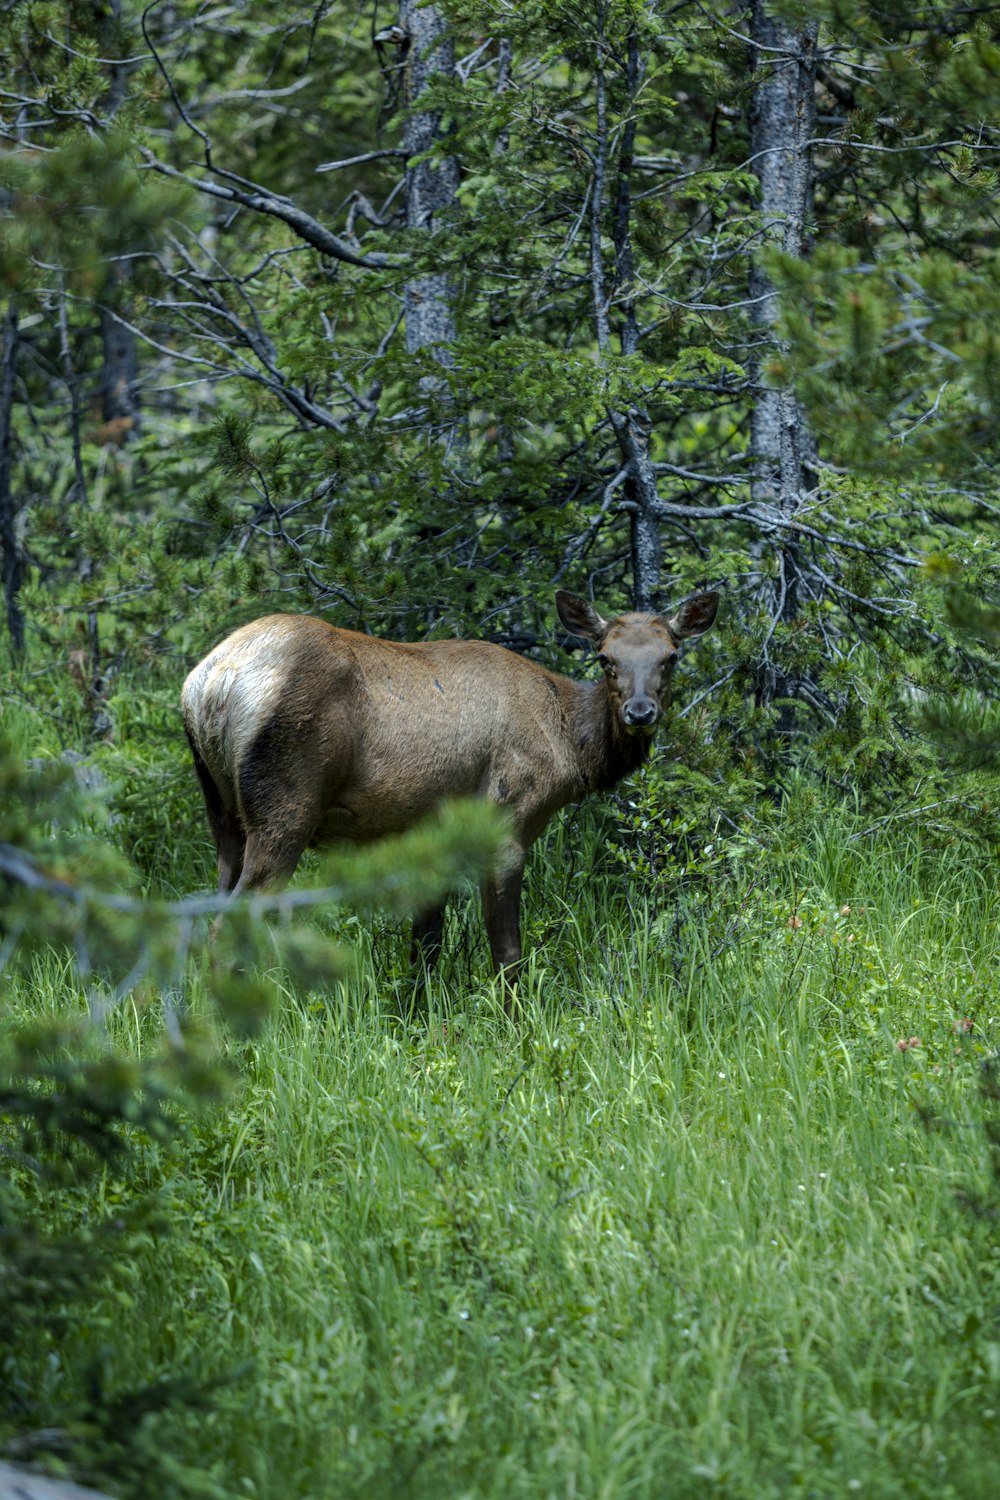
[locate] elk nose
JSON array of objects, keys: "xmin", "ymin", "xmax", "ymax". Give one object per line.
[{"xmin": 623, "ymin": 697, "xmax": 658, "ymax": 728}]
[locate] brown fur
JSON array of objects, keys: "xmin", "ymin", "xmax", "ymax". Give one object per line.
[{"xmin": 181, "ymin": 590, "xmax": 719, "ymax": 1005}]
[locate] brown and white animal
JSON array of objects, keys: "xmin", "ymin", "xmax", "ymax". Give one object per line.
[{"xmin": 181, "ymin": 589, "xmax": 719, "ymax": 1000}]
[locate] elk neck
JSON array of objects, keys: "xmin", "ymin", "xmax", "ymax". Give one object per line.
[{"xmin": 564, "ymin": 675, "xmax": 653, "ymax": 794}]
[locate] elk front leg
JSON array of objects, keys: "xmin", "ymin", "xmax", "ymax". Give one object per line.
[{"xmin": 481, "ymin": 852, "xmax": 526, "ymax": 1016}]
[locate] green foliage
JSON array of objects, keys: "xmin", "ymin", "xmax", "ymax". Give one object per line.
[
  {"xmin": 8, "ymin": 780, "xmax": 1000, "ymax": 1497},
  {"xmin": 4, "ymin": 7, "xmax": 1000, "ymax": 1488},
  {"xmin": 0, "ymin": 130, "xmax": 190, "ymax": 294},
  {"xmin": 771, "ymin": 245, "xmax": 1000, "ymax": 475},
  {"xmin": 0, "ymin": 740, "xmax": 232, "ymax": 1493},
  {"xmin": 3, "ymin": 0, "xmax": 999, "ymax": 826},
  {"xmin": 0, "ymin": 681, "xmax": 509, "ymax": 1494}
]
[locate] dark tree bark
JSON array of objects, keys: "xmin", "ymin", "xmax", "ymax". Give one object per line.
[
  {"xmin": 490, "ymin": 35, "xmax": 516, "ymax": 470},
  {"xmin": 592, "ymin": 14, "xmax": 663, "ymax": 611},
  {"xmin": 610, "ymin": 25, "xmax": 662, "ymax": 612},
  {"xmin": 748, "ymin": 1, "xmax": 818, "ymax": 700},
  {"xmin": 99, "ymin": 0, "xmax": 141, "ymax": 441},
  {"xmin": 99, "ymin": 292, "xmax": 141, "ymax": 440},
  {"xmin": 0, "ymin": 299, "xmax": 23, "ymax": 652},
  {"xmin": 400, "ymin": 0, "xmax": 459, "ymax": 370}
]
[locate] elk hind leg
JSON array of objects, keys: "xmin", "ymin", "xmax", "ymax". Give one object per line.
[
  {"xmin": 214, "ymin": 818, "xmax": 246, "ymax": 894},
  {"xmin": 481, "ymin": 853, "xmax": 526, "ymax": 1016},
  {"xmin": 208, "ymin": 725, "xmax": 323, "ymax": 936},
  {"xmin": 187, "ymin": 732, "xmax": 246, "ymax": 893},
  {"xmin": 230, "ymin": 722, "xmax": 327, "ymax": 898},
  {"xmin": 227, "ymin": 819, "xmax": 316, "ymax": 900},
  {"xmin": 410, "ymin": 904, "xmax": 446, "ymax": 982}
]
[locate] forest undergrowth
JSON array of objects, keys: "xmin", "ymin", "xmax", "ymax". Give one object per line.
[
  {"xmin": 4, "ymin": 670, "xmax": 1000, "ymax": 1500},
  {"xmin": 5, "ymin": 1, "xmax": 1000, "ymax": 1493}
]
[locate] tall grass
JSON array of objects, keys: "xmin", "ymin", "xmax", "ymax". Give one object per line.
[{"xmin": 8, "ymin": 774, "xmax": 1000, "ymax": 1498}]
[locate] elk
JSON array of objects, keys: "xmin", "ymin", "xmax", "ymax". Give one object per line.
[{"xmin": 181, "ymin": 589, "xmax": 719, "ymax": 1002}]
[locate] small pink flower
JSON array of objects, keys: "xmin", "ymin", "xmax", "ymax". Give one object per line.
[
  {"xmin": 789, "ymin": 914, "xmax": 803, "ymax": 930},
  {"xmin": 839, "ymin": 904, "xmax": 851, "ymax": 916},
  {"xmin": 896, "ymin": 1038, "xmax": 909, "ymax": 1052},
  {"xmin": 954, "ymin": 1017, "xmax": 974, "ymax": 1035}
]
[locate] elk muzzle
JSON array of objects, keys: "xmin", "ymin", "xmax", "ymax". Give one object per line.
[{"xmin": 621, "ymin": 695, "xmax": 660, "ymax": 733}]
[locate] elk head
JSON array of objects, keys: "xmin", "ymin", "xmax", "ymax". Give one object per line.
[{"xmin": 556, "ymin": 589, "xmax": 719, "ymax": 735}]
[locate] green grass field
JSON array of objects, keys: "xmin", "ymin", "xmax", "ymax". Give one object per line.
[{"xmin": 5, "ymin": 683, "xmax": 1000, "ymax": 1498}]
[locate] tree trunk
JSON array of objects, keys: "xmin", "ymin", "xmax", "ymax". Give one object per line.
[
  {"xmin": 400, "ymin": 0, "xmax": 459, "ymax": 370},
  {"xmin": 612, "ymin": 26, "xmax": 661, "ymax": 612},
  {"xmin": 592, "ymin": 15, "xmax": 662, "ymax": 611},
  {"xmin": 748, "ymin": 1, "xmax": 817, "ymax": 701},
  {"xmin": 0, "ymin": 299, "xmax": 23, "ymax": 652},
  {"xmin": 490, "ymin": 36, "xmax": 516, "ymax": 470},
  {"xmin": 99, "ymin": 0, "xmax": 141, "ymax": 442},
  {"xmin": 99, "ymin": 293, "xmax": 140, "ymax": 441}
]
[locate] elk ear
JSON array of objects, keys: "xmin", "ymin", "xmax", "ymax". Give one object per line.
[
  {"xmin": 667, "ymin": 591, "xmax": 719, "ymax": 641},
  {"xmin": 556, "ymin": 590, "xmax": 609, "ymax": 646}
]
